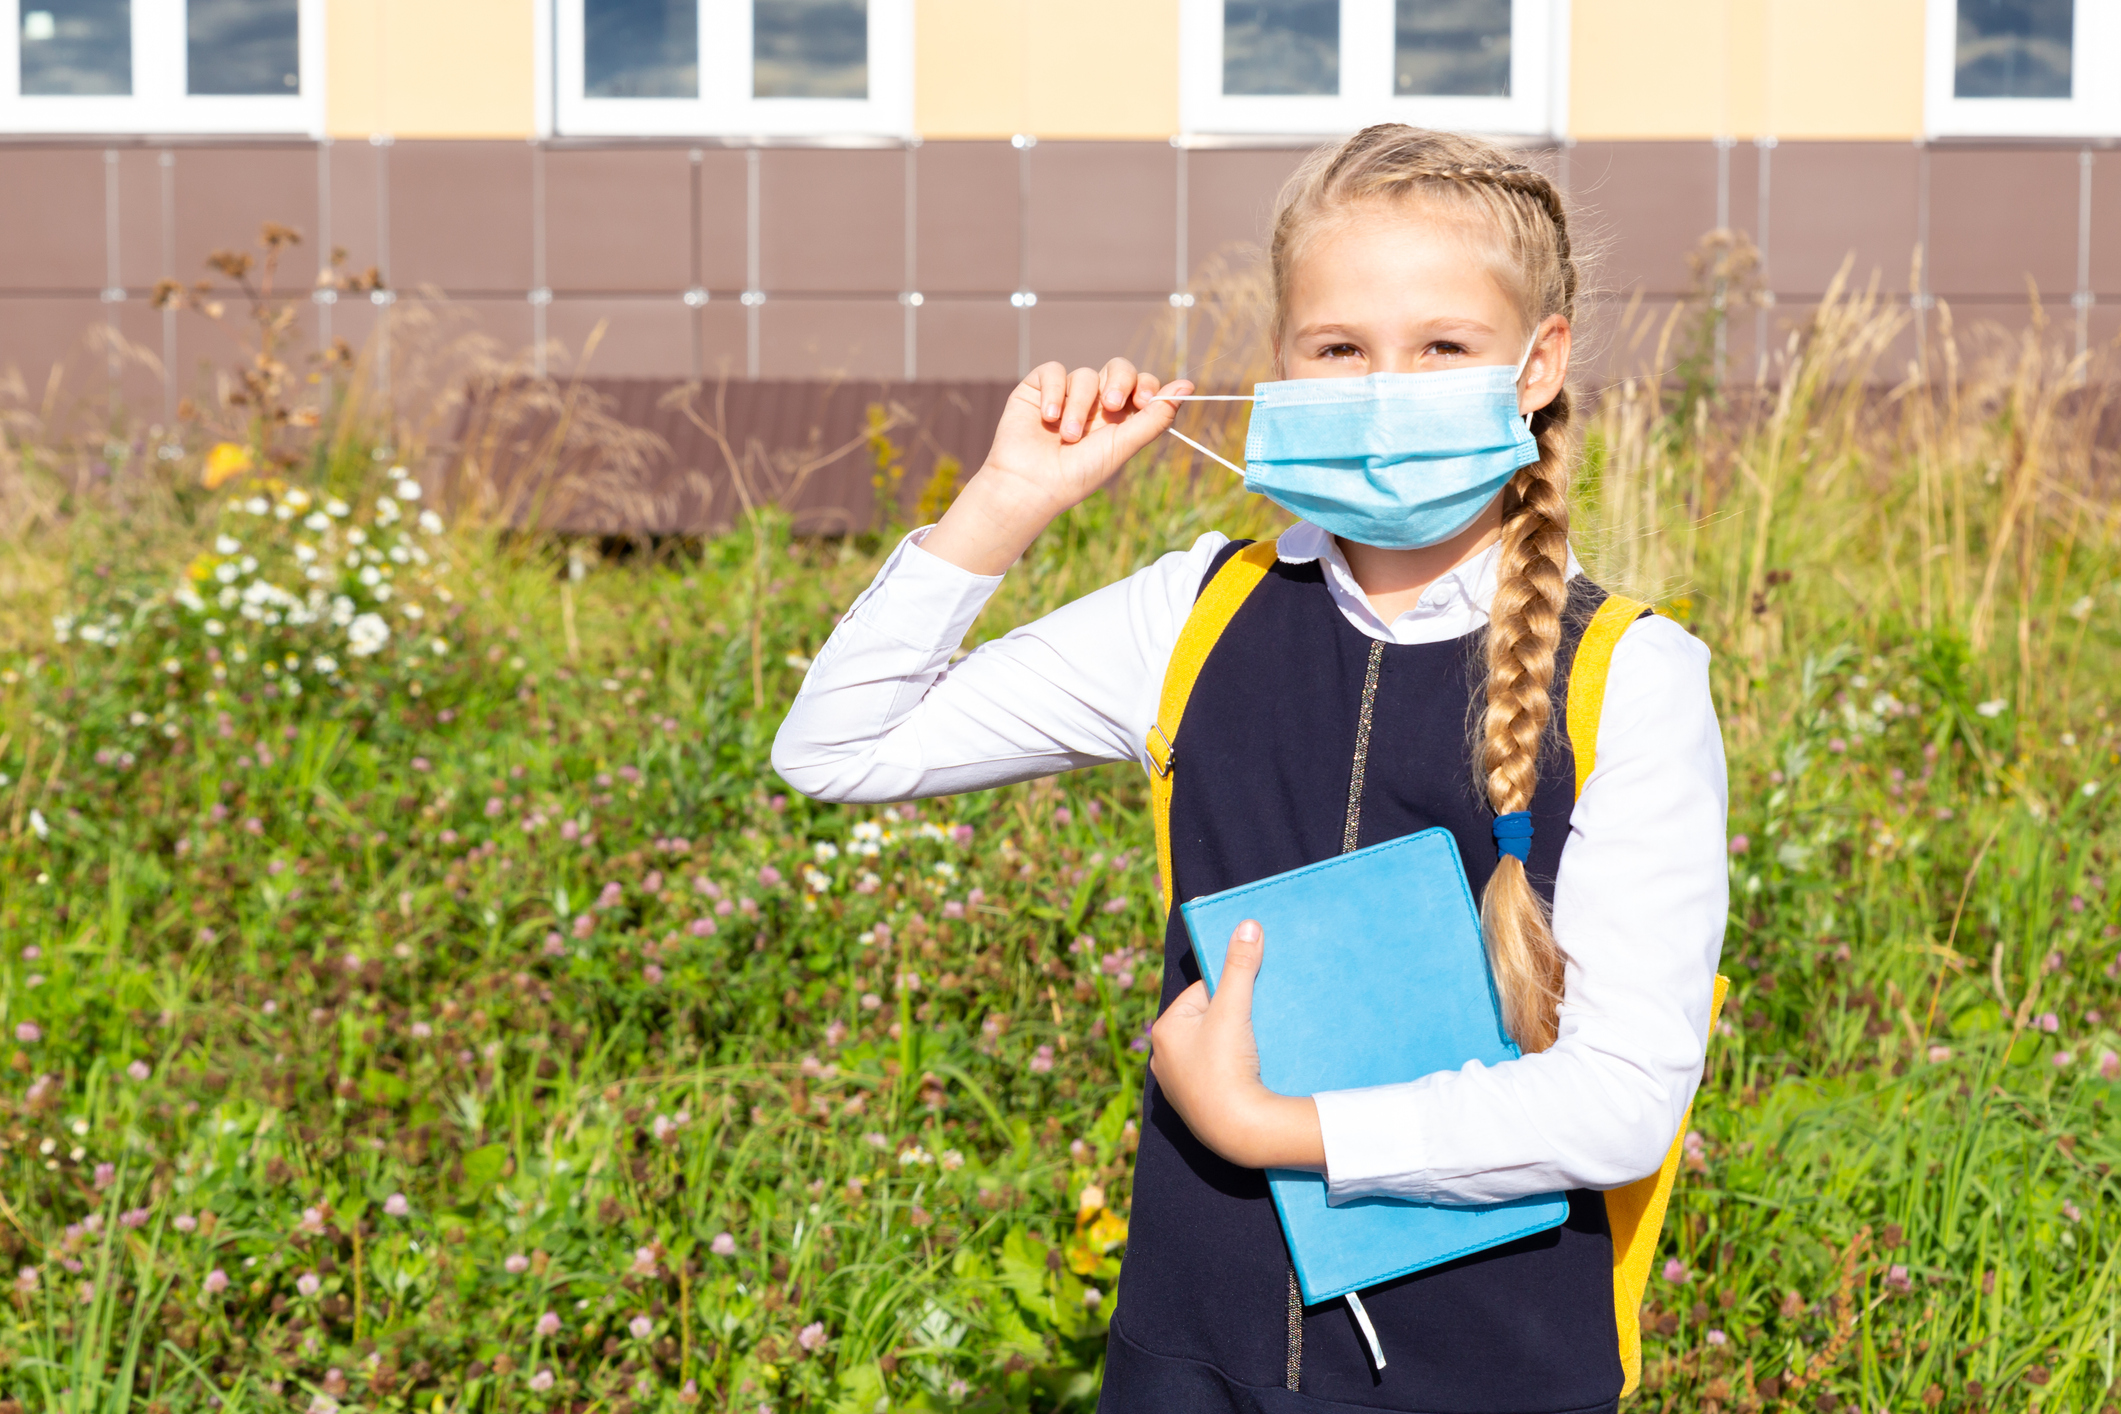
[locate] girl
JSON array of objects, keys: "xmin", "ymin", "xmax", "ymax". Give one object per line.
[{"xmin": 774, "ymin": 125, "xmax": 1726, "ymax": 1414}]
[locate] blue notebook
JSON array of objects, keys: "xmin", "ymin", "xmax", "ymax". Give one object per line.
[{"xmin": 1181, "ymin": 827, "xmax": 1570, "ymax": 1306}]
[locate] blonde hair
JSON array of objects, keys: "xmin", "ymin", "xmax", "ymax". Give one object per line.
[{"xmin": 1269, "ymin": 124, "xmax": 1581, "ymax": 1054}]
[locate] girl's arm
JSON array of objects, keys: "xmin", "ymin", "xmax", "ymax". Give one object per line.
[
  {"xmin": 772, "ymin": 357, "xmax": 1207, "ymax": 804},
  {"xmin": 1310, "ymin": 615, "xmax": 1728, "ymax": 1204}
]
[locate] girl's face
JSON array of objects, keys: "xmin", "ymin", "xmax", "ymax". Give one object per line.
[{"xmin": 1274, "ymin": 205, "xmax": 1570, "ymax": 416}]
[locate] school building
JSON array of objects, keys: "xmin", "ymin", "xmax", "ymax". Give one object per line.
[{"xmin": 1, "ymin": 0, "xmax": 2116, "ymax": 417}]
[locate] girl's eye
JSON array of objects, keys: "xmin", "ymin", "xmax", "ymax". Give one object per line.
[
  {"xmin": 1318, "ymin": 343, "xmax": 1362, "ymax": 360},
  {"xmin": 1428, "ymin": 342, "xmax": 1470, "ymax": 359}
]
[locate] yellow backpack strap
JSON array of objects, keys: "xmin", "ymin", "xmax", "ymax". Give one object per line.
[
  {"xmin": 1570, "ymin": 593, "xmax": 1733, "ymax": 1397},
  {"xmin": 1149, "ymin": 539, "xmax": 1281, "ymax": 911}
]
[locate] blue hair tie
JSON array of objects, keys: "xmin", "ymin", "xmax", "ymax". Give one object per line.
[{"xmin": 1492, "ymin": 811, "xmax": 1533, "ymax": 863}]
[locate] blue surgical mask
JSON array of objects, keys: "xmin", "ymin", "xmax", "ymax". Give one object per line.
[{"xmin": 1158, "ymin": 337, "xmax": 1542, "ymax": 550}]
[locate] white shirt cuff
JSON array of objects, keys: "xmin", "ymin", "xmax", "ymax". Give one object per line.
[
  {"xmin": 1314, "ymin": 1080, "xmax": 1433, "ymax": 1205},
  {"xmin": 840, "ymin": 525, "xmax": 1005, "ymax": 655}
]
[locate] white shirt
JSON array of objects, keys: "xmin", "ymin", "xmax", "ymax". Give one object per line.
[{"xmin": 771, "ymin": 521, "xmax": 1729, "ymax": 1206}]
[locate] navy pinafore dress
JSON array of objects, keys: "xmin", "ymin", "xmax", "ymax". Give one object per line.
[{"xmin": 1102, "ymin": 542, "xmax": 1624, "ymax": 1414}]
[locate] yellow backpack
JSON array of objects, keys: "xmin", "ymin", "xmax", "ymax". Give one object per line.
[{"xmin": 1145, "ymin": 540, "xmax": 1728, "ymax": 1397}]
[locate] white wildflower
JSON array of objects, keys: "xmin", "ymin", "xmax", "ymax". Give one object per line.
[
  {"xmin": 325, "ymin": 498, "xmax": 350, "ymax": 517},
  {"xmin": 347, "ymin": 613, "xmax": 390, "ymax": 657},
  {"xmin": 1976, "ymin": 699, "xmax": 2007, "ymax": 718},
  {"xmin": 430, "ymin": 638, "xmax": 448, "ymax": 656},
  {"xmin": 175, "ymin": 586, "xmax": 205, "ymax": 612},
  {"xmin": 28, "ymin": 809, "xmax": 49, "ymax": 840},
  {"xmin": 312, "ymin": 655, "xmax": 339, "ymax": 675},
  {"xmin": 294, "ymin": 543, "xmax": 316, "ymax": 564},
  {"xmin": 346, "ymin": 527, "xmax": 367, "ymax": 546},
  {"xmin": 204, "ymin": 619, "xmax": 224, "ymax": 636},
  {"xmin": 403, "ymin": 603, "xmax": 424, "ymax": 620},
  {"xmin": 52, "ymin": 615, "xmax": 73, "ymax": 643},
  {"xmin": 358, "ymin": 566, "xmax": 381, "ymax": 588},
  {"xmin": 215, "ymin": 562, "xmax": 240, "ymax": 584},
  {"xmin": 394, "ymin": 478, "xmax": 421, "ymax": 501},
  {"xmin": 243, "ymin": 496, "xmax": 269, "ymax": 515},
  {"xmin": 214, "ymin": 534, "xmax": 241, "ymax": 555},
  {"xmin": 418, "ymin": 509, "xmax": 444, "ymax": 535},
  {"xmin": 329, "ymin": 596, "xmax": 355, "ymax": 627},
  {"xmin": 375, "ymin": 496, "xmax": 401, "ymax": 526},
  {"xmin": 284, "ymin": 488, "xmax": 311, "ymax": 510},
  {"xmin": 814, "ymin": 841, "xmax": 840, "ymax": 862},
  {"xmin": 303, "ymin": 512, "xmax": 331, "ymax": 532}
]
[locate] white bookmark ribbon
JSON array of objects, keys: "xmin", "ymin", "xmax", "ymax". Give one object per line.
[{"xmin": 1147, "ymin": 391, "xmax": 1255, "ymax": 478}]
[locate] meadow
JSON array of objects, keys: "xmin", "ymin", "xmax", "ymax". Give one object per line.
[{"xmin": 0, "ymin": 243, "xmax": 2118, "ymax": 1414}]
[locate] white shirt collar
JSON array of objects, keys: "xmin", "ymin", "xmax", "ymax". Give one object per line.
[{"xmin": 1271, "ymin": 521, "xmax": 1579, "ymax": 647}]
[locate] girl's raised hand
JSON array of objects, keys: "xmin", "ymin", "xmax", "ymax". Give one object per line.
[{"xmin": 921, "ymin": 357, "xmax": 1192, "ymax": 577}]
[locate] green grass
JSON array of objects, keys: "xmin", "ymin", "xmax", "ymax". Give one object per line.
[{"xmin": 0, "ymin": 283, "xmax": 2118, "ymax": 1414}]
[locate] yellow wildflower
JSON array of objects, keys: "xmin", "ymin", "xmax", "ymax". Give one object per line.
[{"xmin": 203, "ymin": 442, "xmax": 253, "ymax": 489}]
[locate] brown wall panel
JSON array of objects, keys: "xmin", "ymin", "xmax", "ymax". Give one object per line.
[
  {"xmin": 913, "ymin": 298, "xmax": 1017, "ymax": 380},
  {"xmin": 1568, "ymin": 142, "xmax": 1720, "ymax": 298},
  {"xmin": 759, "ymin": 298, "xmax": 902, "ymax": 379},
  {"xmin": 1027, "ymin": 298, "xmax": 1167, "ymax": 371},
  {"xmin": 760, "ymin": 149, "xmax": 905, "ymax": 294},
  {"xmin": 0, "ymin": 299, "xmax": 118, "ymax": 407},
  {"xmin": 326, "ymin": 140, "xmax": 386, "ymax": 282},
  {"xmin": 549, "ymin": 297, "xmax": 695, "ymax": 379},
  {"xmin": 696, "ymin": 149, "xmax": 749, "ymax": 292},
  {"xmin": 1025, "ymin": 141, "xmax": 1176, "ymax": 294},
  {"xmin": 1764, "ymin": 143, "xmax": 1920, "ymax": 296},
  {"xmin": 169, "ymin": 298, "xmax": 319, "ymax": 406},
  {"xmin": 389, "ymin": 142, "xmax": 535, "ymax": 294},
  {"xmin": 0, "ymin": 150, "xmax": 107, "ymax": 290},
  {"xmin": 697, "ymin": 303, "xmax": 748, "ymax": 380},
  {"xmin": 1186, "ymin": 147, "xmax": 1303, "ymax": 281},
  {"xmin": 113, "ymin": 149, "xmax": 168, "ymax": 291},
  {"xmin": 2091, "ymin": 154, "xmax": 2121, "ymax": 297},
  {"xmin": 1927, "ymin": 148, "xmax": 2078, "ymax": 300},
  {"xmin": 915, "ymin": 141, "xmax": 1018, "ymax": 294},
  {"xmin": 174, "ymin": 146, "xmax": 320, "ymax": 298},
  {"xmin": 546, "ymin": 148, "xmax": 692, "ymax": 292}
]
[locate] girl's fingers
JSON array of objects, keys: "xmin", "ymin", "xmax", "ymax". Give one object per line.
[
  {"xmin": 1132, "ymin": 370, "xmax": 1164, "ymax": 409},
  {"xmin": 1032, "ymin": 361, "xmax": 1068, "ymax": 423},
  {"xmin": 1059, "ymin": 366, "xmax": 1101, "ymax": 441},
  {"xmin": 1100, "ymin": 358, "xmax": 1139, "ymax": 411}
]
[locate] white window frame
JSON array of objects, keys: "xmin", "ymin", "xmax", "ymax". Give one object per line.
[
  {"xmin": 1925, "ymin": 0, "xmax": 2121, "ymax": 137},
  {"xmin": 1180, "ymin": 0, "xmax": 1557, "ymax": 137},
  {"xmin": 0, "ymin": 0, "xmax": 323, "ymax": 134},
  {"xmin": 557, "ymin": 0, "xmax": 912, "ymax": 139}
]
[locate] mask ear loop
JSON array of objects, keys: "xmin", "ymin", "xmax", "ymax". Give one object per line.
[
  {"xmin": 1147, "ymin": 391, "xmax": 1254, "ymax": 479},
  {"xmin": 1513, "ymin": 329, "xmax": 1543, "ymax": 433}
]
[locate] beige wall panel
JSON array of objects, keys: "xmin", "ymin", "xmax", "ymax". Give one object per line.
[
  {"xmin": 915, "ymin": 0, "xmax": 1178, "ymax": 138},
  {"xmin": 547, "ymin": 299, "xmax": 695, "ymax": 378},
  {"xmin": 1023, "ymin": 0, "xmax": 1179, "ymax": 138},
  {"xmin": 760, "ymin": 300, "xmax": 904, "ymax": 379},
  {"xmin": 328, "ymin": 0, "xmax": 536, "ymax": 138},
  {"xmin": 1765, "ymin": 0, "xmax": 1923, "ymax": 138},
  {"xmin": 546, "ymin": 149, "xmax": 693, "ymax": 293},
  {"xmin": 1570, "ymin": 0, "xmax": 1729, "ymax": 139},
  {"xmin": 915, "ymin": 142, "xmax": 1019, "ymax": 293},
  {"xmin": 915, "ymin": 0, "xmax": 1027, "ymax": 137},
  {"xmin": 761, "ymin": 150, "xmax": 906, "ymax": 293},
  {"xmin": 913, "ymin": 299, "xmax": 1019, "ymax": 379}
]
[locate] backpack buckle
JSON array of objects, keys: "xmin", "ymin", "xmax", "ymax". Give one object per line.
[{"xmin": 1146, "ymin": 724, "xmax": 1176, "ymax": 778}]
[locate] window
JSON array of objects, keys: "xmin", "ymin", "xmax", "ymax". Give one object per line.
[
  {"xmin": 558, "ymin": 0, "xmax": 910, "ymax": 138},
  {"xmin": 0, "ymin": 0, "xmax": 320, "ymax": 130},
  {"xmin": 1926, "ymin": 0, "xmax": 2119, "ymax": 136},
  {"xmin": 1181, "ymin": 0, "xmax": 1554, "ymax": 136}
]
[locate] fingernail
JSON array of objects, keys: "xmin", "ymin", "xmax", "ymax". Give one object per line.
[
  {"xmin": 1237, "ymin": 920, "xmax": 1262, "ymax": 942},
  {"xmin": 1044, "ymin": 403, "xmax": 1060, "ymax": 420}
]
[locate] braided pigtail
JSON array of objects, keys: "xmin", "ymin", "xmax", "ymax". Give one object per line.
[
  {"xmin": 1269, "ymin": 123, "xmax": 1587, "ymax": 1052},
  {"xmin": 1478, "ymin": 394, "xmax": 1574, "ymax": 1052}
]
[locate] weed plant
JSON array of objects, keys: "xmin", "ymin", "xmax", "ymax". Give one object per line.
[{"xmin": 0, "ymin": 257, "xmax": 2118, "ymax": 1414}]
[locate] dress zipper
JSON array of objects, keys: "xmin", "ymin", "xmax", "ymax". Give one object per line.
[{"xmin": 1287, "ymin": 638, "xmax": 1387, "ymax": 1391}]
